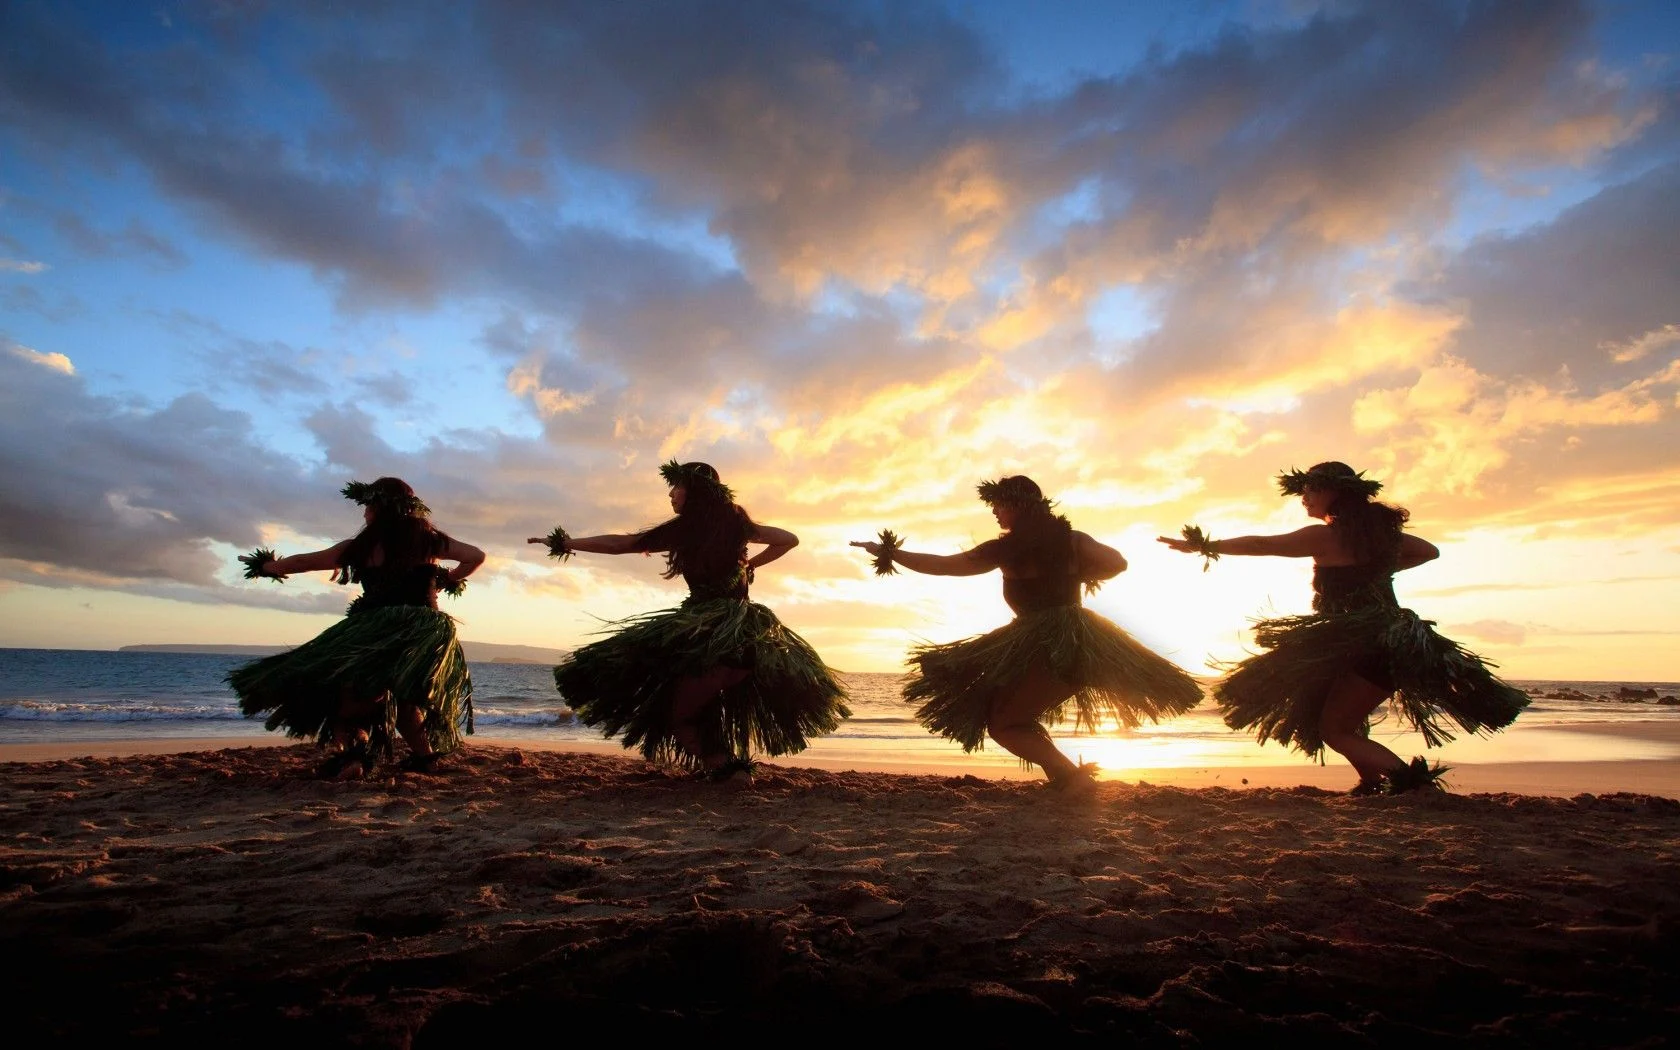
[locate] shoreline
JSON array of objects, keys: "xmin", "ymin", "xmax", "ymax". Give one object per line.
[{"xmin": 5, "ymin": 730, "xmax": 1679, "ymax": 798}]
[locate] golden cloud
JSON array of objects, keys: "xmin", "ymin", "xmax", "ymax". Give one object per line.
[
  {"xmin": 507, "ymin": 358, "xmax": 594, "ymax": 418},
  {"xmin": 9, "ymin": 343, "xmax": 75, "ymax": 375},
  {"xmin": 1354, "ymin": 353, "xmax": 1675, "ymax": 495},
  {"xmin": 1602, "ymin": 323, "xmax": 1680, "ymax": 364}
]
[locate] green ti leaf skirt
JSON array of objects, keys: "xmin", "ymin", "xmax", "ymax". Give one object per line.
[
  {"xmin": 228, "ymin": 604, "xmax": 473, "ymax": 757},
  {"xmin": 553, "ymin": 597, "xmax": 850, "ymax": 767},
  {"xmin": 1215, "ymin": 605, "xmax": 1530, "ymax": 761},
  {"xmin": 904, "ymin": 605, "xmax": 1205, "ymax": 753}
]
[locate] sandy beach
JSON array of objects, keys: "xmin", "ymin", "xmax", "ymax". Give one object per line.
[{"xmin": 3, "ymin": 741, "xmax": 1677, "ymax": 1046}]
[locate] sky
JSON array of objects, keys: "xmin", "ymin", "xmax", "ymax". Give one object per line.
[{"xmin": 1, "ymin": 0, "xmax": 1678, "ymax": 680}]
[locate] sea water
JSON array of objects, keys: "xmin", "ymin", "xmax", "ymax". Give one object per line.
[{"xmin": 1, "ymin": 648, "xmax": 1677, "ymax": 772}]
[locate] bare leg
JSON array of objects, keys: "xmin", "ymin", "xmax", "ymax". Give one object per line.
[
  {"xmin": 331, "ymin": 691, "xmax": 380, "ymax": 749},
  {"xmin": 669, "ymin": 665, "xmax": 751, "ymax": 769},
  {"xmin": 396, "ymin": 703, "xmax": 431, "ymax": 756},
  {"xmin": 986, "ymin": 663, "xmax": 1080, "ymax": 782},
  {"xmin": 1319, "ymin": 673, "xmax": 1405, "ymax": 783},
  {"xmin": 323, "ymin": 693, "xmax": 381, "ymax": 780},
  {"xmin": 391, "ymin": 703, "xmax": 448, "ymax": 773}
]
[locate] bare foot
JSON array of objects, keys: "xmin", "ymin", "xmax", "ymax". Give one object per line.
[
  {"xmin": 1046, "ymin": 762, "xmax": 1100, "ymax": 799},
  {"xmin": 316, "ymin": 750, "xmax": 367, "ymax": 780},
  {"xmin": 317, "ymin": 737, "xmax": 374, "ymax": 781},
  {"xmin": 705, "ymin": 757, "xmax": 756, "ymax": 785}
]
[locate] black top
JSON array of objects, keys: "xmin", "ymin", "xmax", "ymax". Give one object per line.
[
  {"xmin": 1001, "ymin": 573, "xmax": 1082, "ymax": 615},
  {"xmin": 1312, "ymin": 562, "xmax": 1398, "ymax": 615},
  {"xmin": 683, "ymin": 561, "xmax": 751, "ymax": 603},
  {"xmin": 632, "ymin": 510, "xmax": 756, "ymax": 602},
  {"xmin": 353, "ymin": 563, "xmax": 442, "ymax": 612},
  {"xmin": 977, "ymin": 534, "xmax": 1082, "ymax": 616}
]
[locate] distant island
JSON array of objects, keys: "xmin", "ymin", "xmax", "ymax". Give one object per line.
[{"xmin": 121, "ymin": 641, "xmax": 569, "ymax": 664}]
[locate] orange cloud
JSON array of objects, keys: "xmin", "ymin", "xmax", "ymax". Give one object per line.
[
  {"xmin": 507, "ymin": 358, "xmax": 594, "ymax": 418},
  {"xmin": 9, "ymin": 343, "xmax": 75, "ymax": 374},
  {"xmin": 1354, "ymin": 354, "xmax": 1673, "ymax": 495}
]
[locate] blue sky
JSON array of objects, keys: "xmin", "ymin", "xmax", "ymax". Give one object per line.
[{"xmin": 3, "ymin": 0, "xmax": 1678, "ymax": 677}]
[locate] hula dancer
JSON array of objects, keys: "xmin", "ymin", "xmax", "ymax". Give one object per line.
[
  {"xmin": 230, "ymin": 477, "xmax": 484, "ymax": 778},
  {"xmin": 852, "ymin": 476, "xmax": 1204, "ymax": 794},
  {"xmin": 528, "ymin": 461, "xmax": 849, "ymax": 780},
  {"xmin": 1158, "ymin": 461, "xmax": 1529, "ymax": 794}
]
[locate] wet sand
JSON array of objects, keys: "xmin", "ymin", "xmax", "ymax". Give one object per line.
[
  {"xmin": 3, "ymin": 742, "xmax": 1677, "ymax": 1045},
  {"xmin": 8, "ymin": 722, "xmax": 1680, "ymax": 796}
]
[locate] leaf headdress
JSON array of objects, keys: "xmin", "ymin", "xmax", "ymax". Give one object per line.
[
  {"xmin": 659, "ymin": 459, "xmax": 735, "ymax": 503},
  {"xmin": 342, "ymin": 479, "xmax": 431, "ymax": 517},
  {"xmin": 976, "ymin": 476, "xmax": 1054, "ymax": 511},
  {"xmin": 1276, "ymin": 462, "xmax": 1382, "ymax": 500}
]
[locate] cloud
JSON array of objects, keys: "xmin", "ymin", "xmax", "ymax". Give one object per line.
[
  {"xmin": 1451, "ymin": 618, "xmax": 1528, "ymax": 645},
  {"xmin": 1445, "ymin": 618, "xmax": 1680, "ymax": 646},
  {"xmin": 1350, "ymin": 352, "xmax": 1672, "ymax": 496},
  {"xmin": 0, "ymin": 283, "xmax": 83, "ymax": 322},
  {"xmin": 1426, "ymin": 161, "xmax": 1680, "ymax": 384},
  {"xmin": 7, "ymin": 1, "xmax": 1636, "ymax": 338},
  {"xmin": 1, "ymin": 0, "xmax": 1678, "ymax": 652},
  {"xmin": 0, "ymin": 339, "xmax": 331, "ymax": 589},
  {"xmin": 506, "ymin": 358, "xmax": 594, "ymax": 419},
  {"xmin": 0, "ymin": 258, "xmax": 48, "ymax": 273},
  {"xmin": 1603, "ymin": 324, "xmax": 1680, "ymax": 364},
  {"xmin": 1414, "ymin": 574, "xmax": 1680, "ymax": 598},
  {"xmin": 0, "ymin": 557, "xmax": 348, "ymax": 615},
  {"xmin": 0, "ymin": 338, "xmax": 626, "ymax": 608},
  {"xmin": 52, "ymin": 212, "xmax": 186, "ymax": 266},
  {"xmin": 8, "ymin": 341, "xmax": 74, "ymax": 374},
  {"xmin": 3, "ymin": 2, "xmax": 1658, "ymax": 437}
]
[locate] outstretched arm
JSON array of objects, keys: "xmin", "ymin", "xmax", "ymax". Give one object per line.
[
  {"xmin": 747, "ymin": 523, "xmax": 798, "ymax": 571},
  {"xmin": 1157, "ymin": 525, "xmax": 1333, "ymax": 559},
  {"xmin": 849, "ymin": 539, "xmax": 1001, "ymax": 577},
  {"xmin": 525, "ymin": 532, "xmax": 643, "ymax": 556},
  {"xmin": 253, "ymin": 539, "xmax": 354, "ymax": 578}
]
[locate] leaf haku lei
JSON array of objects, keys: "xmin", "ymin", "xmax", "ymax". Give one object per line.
[
  {"xmin": 341, "ymin": 480, "xmax": 431, "ymax": 517},
  {"xmin": 541, "ymin": 525, "xmax": 573, "ymax": 561},
  {"xmin": 975, "ymin": 476, "xmax": 1052, "ymax": 509},
  {"xmin": 240, "ymin": 547, "xmax": 282, "ymax": 583},
  {"xmin": 658, "ymin": 459, "xmax": 735, "ymax": 503},
  {"xmin": 872, "ymin": 529, "xmax": 904, "ymax": 576},
  {"xmin": 1275, "ymin": 466, "xmax": 1382, "ymax": 499},
  {"xmin": 1181, "ymin": 525, "xmax": 1220, "ymax": 572}
]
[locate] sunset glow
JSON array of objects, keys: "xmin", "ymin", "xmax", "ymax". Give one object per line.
[{"xmin": 2, "ymin": 0, "xmax": 1677, "ymax": 681}]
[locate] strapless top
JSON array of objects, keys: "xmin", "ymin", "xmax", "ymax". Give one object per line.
[{"xmin": 1311, "ymin": 562, "xmax": 1398, "ymax": 615}]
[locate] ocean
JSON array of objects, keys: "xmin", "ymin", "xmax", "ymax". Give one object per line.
[{"xmin": 2, "ymin": 648, "xmax": 1677, "ymax": 773}]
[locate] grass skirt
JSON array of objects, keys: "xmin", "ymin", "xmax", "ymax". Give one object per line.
[
  {"xmin": 1215, "ymin": 606, "xmax": 1529, "ymax": 760},
  {"xmin": 553, "ymin": 598, "xmax": 850, "ymax": 766},
  {"xmin": 228, "ymin": 605, "xmax": 473, "ymax": 757},
  {"xmin": 904, "ymin": 606, "xmax": 1205, "ymax": 752}
]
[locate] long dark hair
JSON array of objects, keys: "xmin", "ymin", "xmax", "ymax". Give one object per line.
[
  {"xmin": 632, "ymin": 462, "xmax": 755, "ymax": 582},
  {"xmin": 981, "ymin": 475, "xmax": 1075, "ymax": 576},
  {"xmin": 335, "ymin": 477, "xmax": 448, "ymax": 585},
  {"xmin": 1309, "ymin": 461, "xmax": 1409, "ymax": 566}
]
